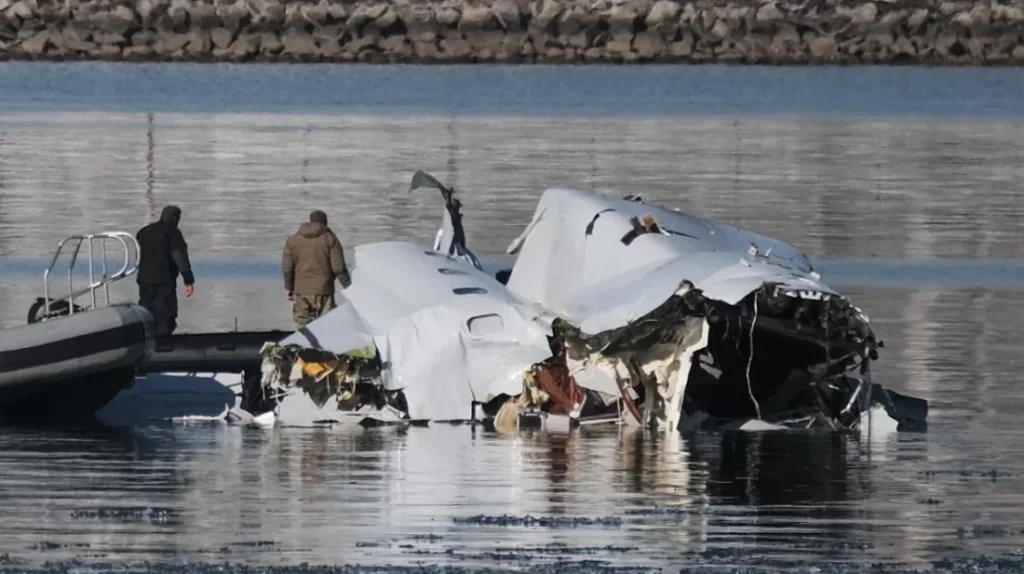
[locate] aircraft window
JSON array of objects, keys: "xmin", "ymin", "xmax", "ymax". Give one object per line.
[
  {"xmin": 438, "ymin": 268, "xmax": 470, "ymax": 275},
  {"xmin": 467, "ymin": 313, "xmax": 504, "ymax": 336},
  {"xmin": 453, "ymin": 287, "xmax": 487, "ymax": 295}
]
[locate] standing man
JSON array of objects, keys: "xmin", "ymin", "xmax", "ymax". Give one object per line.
[
  {"xmin": 136, "ymin": 205, "xmax": 195, "ymax": 336},
  {"xmin": 282, "ymin": 210, "xmax": 351, "ymax": 329}
]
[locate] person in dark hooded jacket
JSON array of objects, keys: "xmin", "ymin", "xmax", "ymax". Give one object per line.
[
  {"xmin": 136, "ymin": 205, "xmax": 195, "ymax": 336},
  {"xmin": 282, "ymin": 210, "xmax": 351, "ymax": 328}
]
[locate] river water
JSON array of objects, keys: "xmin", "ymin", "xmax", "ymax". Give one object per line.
[{"xmin": 0, "ymin": 62, "xmax": 1023, "ymax": 573}]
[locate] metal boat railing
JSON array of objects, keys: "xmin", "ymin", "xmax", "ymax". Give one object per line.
[{"xmin": 42, "ymin": 231, "xmax": 140, "ymax": 317}]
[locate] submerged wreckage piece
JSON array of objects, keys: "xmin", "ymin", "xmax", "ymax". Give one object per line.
[
  {"xmin": 503, "ymin": 187, "xmax": 926, "ymax": 432},
  {"xmin": 248, "ymin": 172, "xmax": 927, "ymax": 433}
]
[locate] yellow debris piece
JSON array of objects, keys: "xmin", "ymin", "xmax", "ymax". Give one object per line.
[{"xmin": 296, "ymin": 358, "xmax": 339, "ymax": 382}]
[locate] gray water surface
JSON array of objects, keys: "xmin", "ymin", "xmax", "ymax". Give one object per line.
[{"xmin": 0, "ymin": 63, "xmax": 1023, "ymax": 572}]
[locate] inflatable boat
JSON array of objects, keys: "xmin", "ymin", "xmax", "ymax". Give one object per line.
[
  {"xmin": 0, "ymin": 303, "xmax": 154, "ymax": 419},
  {"xmin": 0, "ymin": 231, "xmax": 156, "ymax": 421}
]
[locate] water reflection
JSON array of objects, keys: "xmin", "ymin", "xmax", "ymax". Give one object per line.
[
  {"xmin": 0, "ymin": 423, "xmax": 1021, "ymax": 568},
  {"xmin": 0, "ymin": 113, "xmax": 1022, "ymax": 263}
]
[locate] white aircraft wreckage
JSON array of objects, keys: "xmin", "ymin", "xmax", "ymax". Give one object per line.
[{"xmin": 244, "ymin": 171, "xmax": 927, "ymax": 433}]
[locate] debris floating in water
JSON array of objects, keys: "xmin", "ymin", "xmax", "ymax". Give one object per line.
[
  {"xmin": 68, "ymin": 507, "xmax": 177, "ymax": 523},
  {"xmin": 452, "ymin": 514, "xmax": 623, "ymax": 528}
]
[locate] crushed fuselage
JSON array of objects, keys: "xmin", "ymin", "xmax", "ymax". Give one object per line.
[{"xmin": 244, "ymin": 177, "xmax": 926, "ymax": 432}]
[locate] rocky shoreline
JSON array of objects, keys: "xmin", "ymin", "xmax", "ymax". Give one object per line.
[{"xmin": 0, "ymin": 0, "xmax": 1022, "ymax": 64}]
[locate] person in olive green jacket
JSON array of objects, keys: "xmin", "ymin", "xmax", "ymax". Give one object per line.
[{"xmin": 281, "ymin": 210, "xmax": 351, "ymax": 328}]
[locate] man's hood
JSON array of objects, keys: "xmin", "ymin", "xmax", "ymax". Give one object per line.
[
  {"xmin": 298, "ymin": 221, "xmax": 328, "ymax": 238},
  {"xmin": 159, "ymin": 206, "xmax": 181, "ymax": 227}
]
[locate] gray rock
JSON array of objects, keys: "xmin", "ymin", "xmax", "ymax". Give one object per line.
[
  {"xmin": 708, "ymin": 18, "xmax": 729, "ymax": 41},
  {"xmin": 136, "ymin": 0, "xmax": 167, "ymax": 26},
  {"xmin": 123, "ymin": 45, "xmax": 154, "ymax": 58},
  {"xmin": 699, "ymin": 8, "xmax": 716, "ymax": 32},
  {"xmin": 938, "ymin": 1, "xmax": 969, "ymax": 16},
  {"xmin": 741, "ymin": 33, "xmax": 769, "ymax": 56},
  {"xmin": 678, "ymin": 2, "xmax": 697, "ymax": 24},
  {"xmin": 541, "ymin": 45, "xmax": 563, "ymax": 59},
  {"xmin": 769, "ymin": 23, "xmax": 800, "ymax": 55},
  {"xmin": 37, "ymin": 2, "xmax": 71, "ymax": 26},
  {"xmin": 934, "ymin": 32, "xmax": 961, "ymax": 56},
  {"xmin": 994, "ymin": 4, "xmax": 1024, "ymax": 22},
  {"xmin": 557, "ymin": 5, "xmax": 587, "ymax": 35},
  {"xmin": 646, "ymin": 0, "xmax": 680, "ymax": 27},
  {"xmin": 93, "ymin": 31, "xmax": 127, "ymax": 46},
  {"xmin": 603, "ymin": 2, "xmax": 641, "ymax": 35},
  {"xmin": 90, "ymin": 8, "xmax": 136, "ymax": 35},
  {"xmin": 186, "ymin": 29, "xmax": 211, "ymax": 53},
  {"xmin": 440, "ymin": 36, "xmax": 472, "ymax": 57},
  {"xmin": 251, "ymin": 2, "xmax": 285, "ymax": 30},
  {"xmin": 534, "ymin": 0, "xmax": 562, "ymax": 28},
  {"xmin": 863, "ymin": 31, "xmax": 894, "ymax": 54},
  {"xmin": 325, "ymin": 2, "xmax": 347, "ymax": 21},
  {"xmin": 349, "ymin": 34, "xmax": 377, "ymax": 51},
  {"xmin": 115, "ymin": 5, "xmax": 138, "ymax": 25},
  {"xmin": 498, "ymin": 32, "xmax": 525, "ymax": 57},
  {"xmin": 464, "ymin": 30, "xmax": 502, "ymax": 52},
  {"xmin": 717, "ymin": 6, "xmax": 747, "ymax": 31},
  {"xmin": 435, "ymin": 6, "xmax": 460, "ymax": 27},
  {"xmin": 756, "ymin": 2, "xmax": 782, "ymax": 23},
  {"xmin": 131, "ymin": 29, "xmax": 156, "ymax": 46},
  {"xmin": 459, "ymin": 5, "xmax": 494, "ymax": 30},
  {"xmin": 210, "ymin": 27, "xmax": 233, "ymax": 48},
  {"xmin": 558, "ymin": 29, "xmax": 585, "ymax": 48},
  {"xmin": 907, "ymin": 9, "xmax": 929, "ymax": 30},
  {"xmin": 60, "ymin": 27, "xmax": 94, "ymax": 51},
  {"xmin": 258, "ymin": 31, "xmax": 280, "ymax": 51},
  {"xmin": 281, "ymin": 3, "xmax": 305, "ymax": 30},
  {"xmin": 318, "ymin": 37, "xmax": 343, "ymax": 56},
  {"xmin": 375, "ymin": 6, "xmax": 398, "ymax": 29},
  {"xmin": 633, "ymin": 32, "xmax": 667, "ymax": 58},
  {"xmin": 1013, "ymin": 44, "xmax": 1024, "ymax": 60},
  {"xmin": 348, "ymin": 3, "xmax": 388, "ymax": 28},
  {"xmin": 229, "ymin": 32, "xmax": 260, "ymax": 57},
  {"xmin": 281, "ymin": 28, "xmax": 317, "ymax": 55},
  {"xmin": 492, "ymin": 0, "xmax": 522, "ymax": 31},
  {"xmin": 411, "ymin": 38, "xmax": 442, "ymax": 59},
  {"xmin": 313, "ymin": 24, "xmax": 344, "ymax": 41},
  {"xmin": 154, "ymin": 31, "xmax": 190, "ymax": 53},
  {"xmin": 847, "ymin": 2, "xmax": 877, "ymax": 25},
  {"xmin": 8, "ymin": 0, "xmax": 36, "ymax": 22},
  {"xmin": 604, "ymin": 38, "xmax": 632, "ymax": 54},
  {"xmin": 380, "ymin": 35, "xmax": 411, "ymax": 56},
  {"xmin": 806, "ymin": 33, "xmax": 837, "ymax": 58},
  {"xmin": 669, "ymin": 34, "xmax": 693, "ymax": 56},
  {"xmin": 19, "ymin": 28, "xmax": 48, "ymax": 54},
  {"xmin": 397, "ymin": 4, "xmax": 437, "ymax": 37},
  {"xmin": 952, "ymin": 5, "xmax": 992, "ymax": 32},
  {"xmin": 188, "ymin": 2, "xmax": 220, "ymax": 29},
  {"xmin": 300, "ymin": 3, "xmax": 329, "ymax": 27},
  {"xmin": 166, "ymin": 4, "xmax": 189, "ymax": 31},
  {"xmin": 216, "ymin": 2, "xmax": 248, "ymax": 34}
]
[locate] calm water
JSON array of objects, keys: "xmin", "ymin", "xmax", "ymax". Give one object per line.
[{"xmin": 1, "ymin": 63, "xmax": 1024, "ymax": 572}]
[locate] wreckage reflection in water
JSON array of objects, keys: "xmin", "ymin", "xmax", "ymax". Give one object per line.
[{"xmin": 1, "ymin": 423, "xmax": 1023, "ymax": 569}]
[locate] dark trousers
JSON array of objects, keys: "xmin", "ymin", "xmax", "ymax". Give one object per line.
[{"xmin": 138, "ymin": 282, "xmax": 178, "ymax": 336}]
